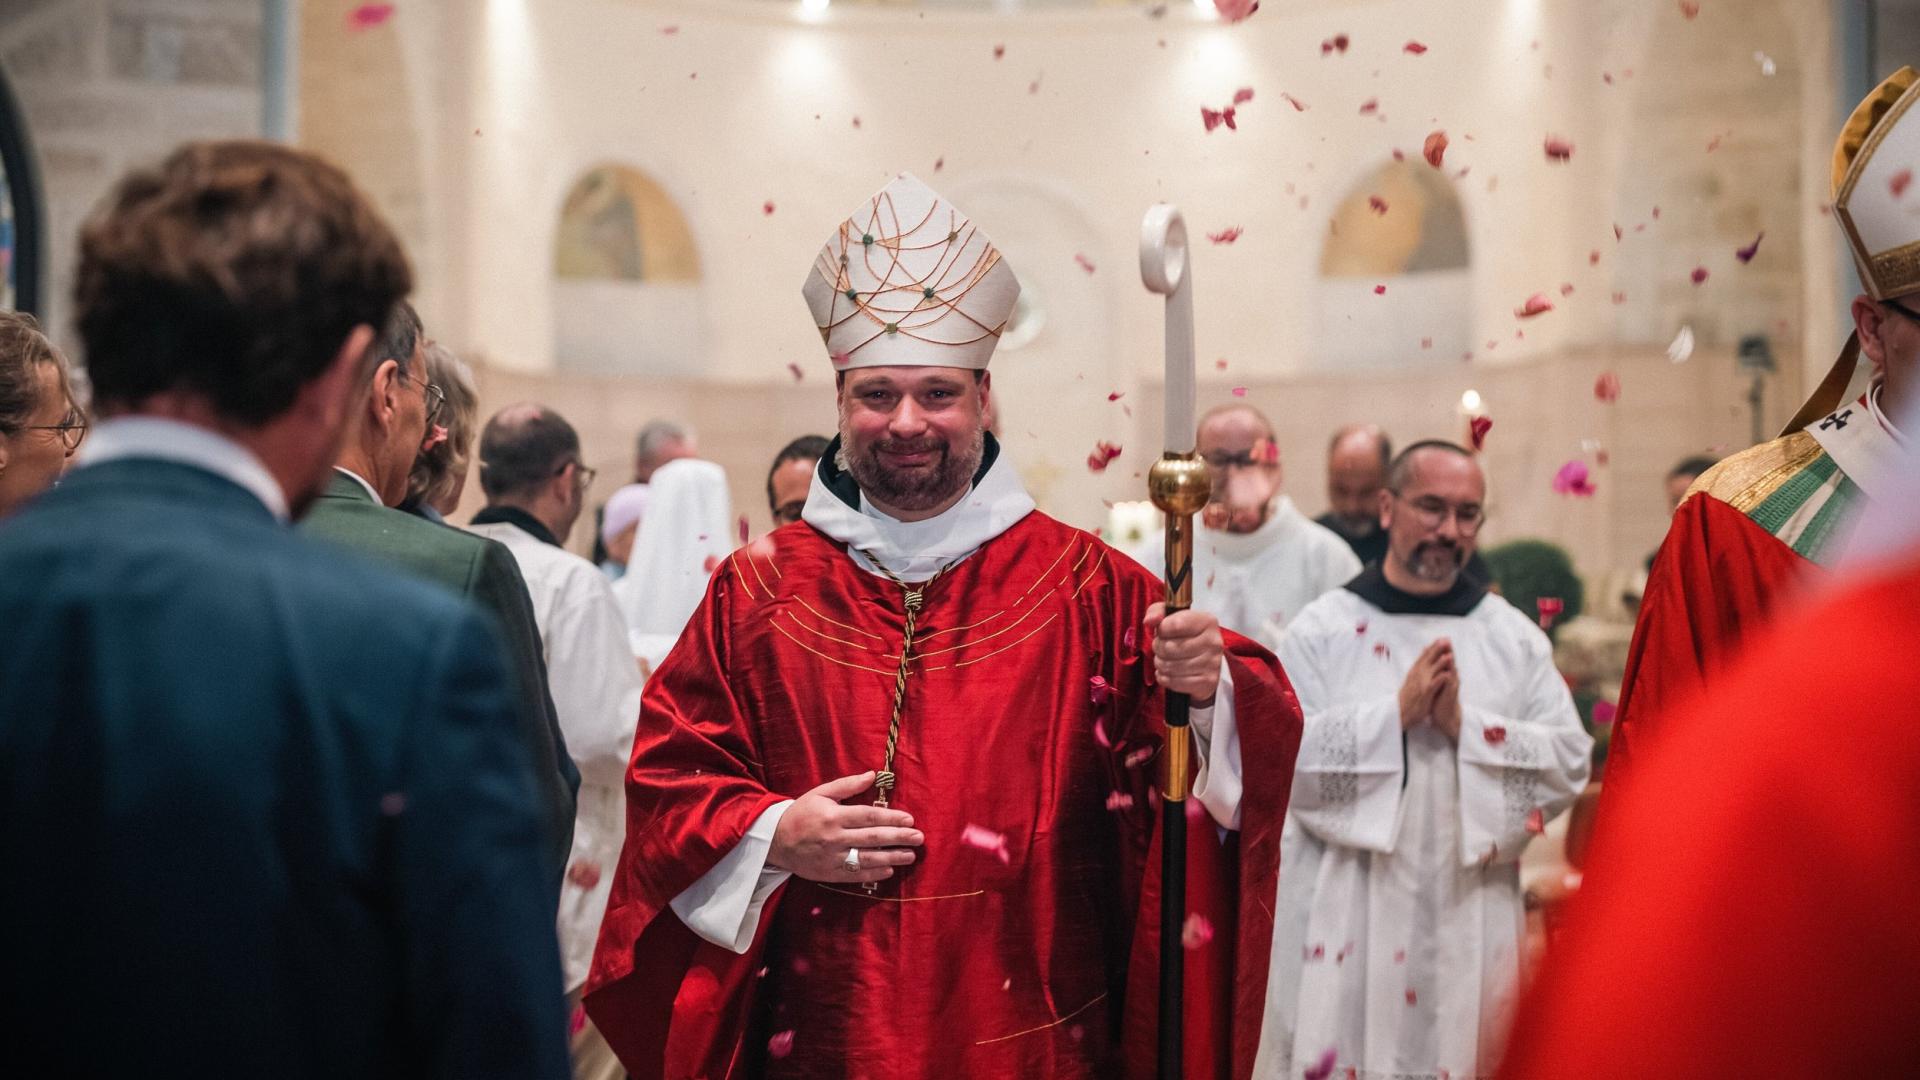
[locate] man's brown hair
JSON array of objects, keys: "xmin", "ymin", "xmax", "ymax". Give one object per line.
[
  {"xmin": 74, "ymin": 140, "xmax": 411, "ymax": 425},
  {"xmin": 0, "ymin": 311, "xmax": 69, "ymax": 435}
]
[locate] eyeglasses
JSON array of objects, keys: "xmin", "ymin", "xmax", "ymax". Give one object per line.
[
  {"xmin": 1394, "ymin": 492, "xmax": 1485, "ymax": 535},
  {"xmin": 1885, "ymin": 298, "xmax": 1920, "ymax": 324},
  {"xmin": 560, "ymin": 460, "xmax": 597, "ymax": 491},
  {"xmin": 1201, "ymin": 441, "xmax": 1280, "ymax": 471},
  {"xmin": 397, "ymin": 370, "xmax": 446, "ymax": 426},
  {"xmin": 24, "ymin": 407, "xmax": 88, "ymax": 451}
]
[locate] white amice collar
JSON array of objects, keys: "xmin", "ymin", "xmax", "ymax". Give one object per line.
[
  {"xmin": 801, "ymin": 433, "xmax": 1036, "ymax": 583},
  {"xmin": 1810, "ymin": 387, "xmax": 1907, "ymax": 503}
]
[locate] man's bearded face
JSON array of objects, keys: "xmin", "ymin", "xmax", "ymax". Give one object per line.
[
  {"xmin": 836, "ymin": 366, "xmax": 988, "ymax": 514},
  {"xmin": 1383, "ymin": 449, "xmax": 1486, "ymax": 588}
]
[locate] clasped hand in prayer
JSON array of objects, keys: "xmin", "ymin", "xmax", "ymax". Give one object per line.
[{"xmin": 1399, "ymin": 638, "xmax": 1463, "ymax": 740}]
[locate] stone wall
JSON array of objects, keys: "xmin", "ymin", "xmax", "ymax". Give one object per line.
[{"xmin": 0, "ymin": 0, "xmax": 265, "ymax": 346}]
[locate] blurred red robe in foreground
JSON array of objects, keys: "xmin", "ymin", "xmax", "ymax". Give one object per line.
[{"xmin": 1500, "ymin": 552, "xmax": 1920, "ymax": 1078}]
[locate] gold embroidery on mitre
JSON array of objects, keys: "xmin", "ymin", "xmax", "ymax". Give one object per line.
[
  {"xmin": 1833, "ymin": 67, "xmax": 1920, "ymax": 195},
  {"xmin": 1870, "ymin": 238, "xmax": 1920, "ymax": 298}
]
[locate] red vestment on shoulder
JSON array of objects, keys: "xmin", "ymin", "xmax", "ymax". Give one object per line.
[
  {"xmin": 584, "ymin": 511, "xmax": 1302, "ymax": 1079},
  {"xmin": 1500, "ymin": 553, "xmax": 1920, "ymax": 1078}
]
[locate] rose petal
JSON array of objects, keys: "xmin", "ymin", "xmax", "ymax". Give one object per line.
[
  {"xmin": 1537, "ymin": 596, "xmax": 1565, "ymax": 629},
  {"xmin": 993, "ymin": 44, "xmax": 1005, "ymax": 60},
  {"xmin": 1484, "ymin": 725, "xmax": 1508, "ymax": 746},
  {"xmin": 1373, "ymin": 284, "xmax": 1387, "ymax": 295},
  {"xmin": 1105, "ymin": 790, "xmax": 1134, "ymax": 811},
  {"xmin": 1525, "ymin": 807, "xmax": 1547, "ymax": 834},
  {"xmin": 1304, "ymin": 1047, "xmax": 1340, "ymax": 1080},
  {"xmin": 1589, "ymin": 249, "xmax": 1601, "ymax": 265},
  {"xmin": 768, "ymin": 1030, "xmax": 796, "ymax": 1059},
  {"xmin": 1086, "ymin": 441, "xmax": 1123, "ymax": 472},
  {"xmin": 1736, "ymin": 232, "xmax": 1764, "ymax": 263},
  {"xmin": 1679, "ymin": 0, "xmax": 1701, "ymax": 18},
  {"xmin": 1544, "ymin": 135, "xmax": 1574, "ymax": 161},
  {"xmin": 1280, "ymin": 92, "xmax": 1308, "ymax": 111},
  {"xmin": 1107, "ymin": 391, "xmax": 1125, "ymax": 402},
  {"xmin": 1373, "ymin": 642, "xmax": 1392, "ymax": 659},
  {"xmin": 1213, "ymin": 0, "xmax": 1260, "ymax": 24},
  {"xmin": 786, "ymin": 362, "xmax": 804, "ymax": 382},
  {"xmin": 1232, "ymin": 86, "xmax": 1255, "ymax": 105},
  {"xmin": 1181, "ymin": 912, "xmax": 1215, "ymax": 949},
  {"xmin": 763, "ymin": 200, "xmax": 776, "ymax": 216},
  {"xmin": 703, "ymin": 553, "xmax": 721, "ymax": 574},
  {"xmin": 1230, "ymin": 386, "xmax": 1248, "ymax": 397},
  {"xmin": 1206, "ymin": 226, "xmax": 1244, "ymax": 244},
  {"xmin": 961, "ymin": 824, "xmax": 1011, "ymax": 864},
  {"xmin": 1089, "ymin": 675, "xmax": 1112, "ymax": 705},
  {"xmin": 1515, "ymin": 292, "xmax": 1554, "ymax": 319},
  {"xmin": 1592, "ymin": 700, "xmax": 1618, "ymax": 726},
  {"xmin": 1124, "ymin": 746, "xmax": 1154, "ymax": 768},
  {"xmin": 346, "ymin": 3, "xmax": 395, "ymax": 31},
  {"xmin": 1406, "ymin": 988, "xmax": 1419, "ymax": 1006},
  {"xmin": 1423, "ymin": 130, "xmax": 1449, "ymax": 169},
  {"xmin": 1404, "ymin": 40, "xmax": 1429, "ymax": 54},
  {"xmin": 1690, "ymin": 265, "xmax": 1710, "ymax": 285},
  {"xmin": 1469, "ymin": 415, "xmax": 1493, "ymax": 451},
  {"xmin": 1594, "ymin": 371, "xmax": 1621, "ymax": 402},
  {"xmin": 738, "ymin": 515, "xmax": 750, "ymax": 544},
  {"xmin": 1368, "ymin": 195, "xmax": 1389, "ymax": 215},
  {"xmin": 1073, "ymin": 253, "xmax": 1096, "ymax": 274},
  {"xmin": 1894, "ymin": 169, "xmax": 1914, "ymax": 199},
  {"xmin": 1552, "ymin": 460, "xmax": 1597, "ymax": 497},
  {"xmin": 1668, "ymin": 324, "xmax": 1696, "ymax": 362},
  {"xmin": 1359, "ymin": 98, "xmax": 1379, "ymax": 116}
]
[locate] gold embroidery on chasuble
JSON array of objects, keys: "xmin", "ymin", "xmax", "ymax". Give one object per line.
[{"xmin": 1686, "ymin": 431, "xmax": 1825, "ymax": 514}]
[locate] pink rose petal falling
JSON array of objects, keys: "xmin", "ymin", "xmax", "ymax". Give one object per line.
[
  {"xmin": 1304, "ymin": 1047, "xmax": 1340, "ymax": 1080},
  {"xmin": 703, "ymin": 554, "xmax": 721, "ymax": 575},
  {"xmin": 1515, "ymin": 293, "xmax": 1554, "ymax": 318},
  {"xmin": 1423, "ymin": 131, "xmax": 1449, "ymax": 169},
  {"xmin": 1214, "ymin": 0, "xmax": 1260, "ymax": 23},
  {"xmin": 1107, "ymin": 391, "xmax": 1125, "ymax": 401},
  {"xmin": 1484, "ymin": 725, "xmax": 1508, "ymax": 746},
  {"xmin": 1358, "ymin": 98, "xmax": 1379, "ymax": 116},
  {"xmin": 1552, "ymin": 460, "xmax": 1598, "ymax": 497},
  {"xmin": 1181, "ymin": 912, "xmax": 1215, "ymax": 949},
  {"xmin": 1592, "ymin": 700, "xmax": 1618, "ymax": 726},
  {"xmin": 346, "ymin": 4, "xmax": 395, "ymax": 31},
  {"xmin": 1373, "ymin": 284, "xmax": 1387, "ymax": 295},
  {"xmin": 1320, "ymin": 34, "xmax": 1350, "ymax": 56},
  {"xmin": 763, "ymin": 200, "xmax": 776, "ymax": 216},
  {"xmin": 738, "ymin": 515, "xmax": 751, "ymax": 545},
  {"xmin": 1537, "ymin": 596, "xmax": 1565, "ymax": 629},
  {"xmin": 1373, "ymin": 642, "xmax": 1392, "ymax": 659},
  {"xmin": 1368, "ymin": 195, "xmax": 1389, "ymax": 215},
  {"xmin": 1594, "ymin": 371, "xmax": 1621, "ymax": 402},
  {"xmin": 1089, "ymin": 675, "xmax": 1113, "ymax": 706},
  {"xmin": 1690, "ymin": 265, "xmax": 1710, "ymax": 285},
  {"xmin": 1074, "ymin": 253, "xmax": 1096, "ymax": 274},
  {"xmin": 961, "ymin": 824, "xmax": 1012, "ymax": 864},
  {"xmin": 1106, "ymin": 790, "xmax": 1135, "ymax": 812},
  {"xmin": 993, "ymin": 44, "xmax": 1006, "ymax": 60},
  {"xmin": 1589, "ymin": 249, "xmax": 1602, "ymax": 265},
  {"xmin": 1231, "ymin": 386, "xmax": 1248, "ymax": 397},
  {"xmin": 1544, "ymin": 135, "xmax": 1574, "ymax": 162},
  {"xmin": 1200, "ymin": 106, "xmax": 1234, "ymax": 133},
  {"xmin": 1736, "ymin": 233, "xmax": 1764, "ymax": 263},
  {"xmin": 768, "ymin": 1030, "xmax": 796, "ymax": 1059},
  {"xmin": 1406, "ymin": 988, "xmax": 1419, "ymax": 1006},
  {"xmin": 1525, "ymin": 807, "xmax": 1547, "ymax": 834},
  {"xmin": 1207, "ymin": 226, "xmax": 1243, "ymax": 244},
  {"xmin": 659, "ymin": 24, "xmax": 680, "ymax": 35},
  {"xmin": 1280, "ymin": 92, "xmax": 1308, "ymax": 111},
  {"xmin": 1232, "ymin": 86, "xmax": 1255, "ymax": 105},
  {"xmin": 1086, "ymin": 441, "xmax": 1123, "ymax": 472},
  {"xmin": 1124, "ymin": 746, "xmax": 1154, "ymax": 769},
  {"xmin": 1893, "ymin": 169, "xmax": 1914, "ymax": 199},
  {"xmin": 1123, "ymin": 625, "xmax": 1138, "ymax": 649},
  {"xmin": 1679, "ymin": 0, "xmax": 1701, "ymax": 18},
  {"xmin": 786, "ymin": 362, "xmax": 804, "ymax": 382},
  {"xmin": 1404, "ymin": 41, "xmax": 1429, "ymax": 54},
  {"xmin": 1469, "ymin": 416, "xmax": 1493, "ymax": 451}
]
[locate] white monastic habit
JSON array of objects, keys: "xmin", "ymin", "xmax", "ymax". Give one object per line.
[
  {"xmin": 610, "ymin": 458, "xmax": 733, "ymax": 670},
  {"xmin": 1255, "ymin": 565, "xmax": 1591, "ymax": 1080},
  {"xmin": 1132, "ymin": 494, "xmax": 1360, "ymax": 652},
  {"xmin": 467, "ymin": 510, "xmax": 645, "ymax": 992}
]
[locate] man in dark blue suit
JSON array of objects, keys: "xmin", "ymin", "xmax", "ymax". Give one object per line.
[{"xmin": 0, "ymin": 141, "xmax": 569, "ymax": 1077}]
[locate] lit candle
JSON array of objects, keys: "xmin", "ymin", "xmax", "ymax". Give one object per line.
[{"xmin": 1140, "ymin": 205, "xmax": 1195, "ymax": 454}]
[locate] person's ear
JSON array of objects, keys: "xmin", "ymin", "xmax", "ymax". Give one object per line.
[
  {"xmin": 1377, "ymin": 486, "xmax": 1394, "ymax": 530},
  {"xmin": 551, "ymin": 461, "xmax": 576, "ymax": 505},
  {"xmin": 1855, "ymin": 295, "xmax": 1891, "ymax": 371},
  {"xmin": 368, "ymin": 358, "xmax": 402, "ymax": 432},
  {"xmin": 977, "ymin": 370, "xmax": 993, "ymax": 428}
]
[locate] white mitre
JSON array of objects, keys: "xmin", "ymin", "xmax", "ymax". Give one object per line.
[
  {"xmin": 1836, "ymin": 66, "xmax": 1920, "ymax": 301},
  {"xmin": 801, "ymin": 173, "xmax": 1021, "ymax": 371}
]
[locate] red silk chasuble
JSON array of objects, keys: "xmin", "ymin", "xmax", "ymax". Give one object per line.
[
  {"xmin": 1499, "ymin": 553, "xmax": 1920, "ymax": 1079},
  {"xmin": 1607, "ymin": 494, "xmax": 1816, "ymax": 782},
  {"xmin": 584, "ymin": 510, "xmax": 1302, "ymax": 1080}
]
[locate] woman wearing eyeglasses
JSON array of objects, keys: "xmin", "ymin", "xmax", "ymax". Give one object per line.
[{"xmin": 0, "ymin": 312, "xmax": 85, "ymax": 518}]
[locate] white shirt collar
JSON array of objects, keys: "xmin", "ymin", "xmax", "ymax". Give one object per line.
[
  {"xmin": 77, "ymin": 416, "xmax": 290, "ymax": 522},
  {"xmin": 801, "ymin": 440, "xmax": 1037, "ymax": 583},
  {"xmin": 332, "ymin": 466, "xmax": 382, "ymax": 504}
]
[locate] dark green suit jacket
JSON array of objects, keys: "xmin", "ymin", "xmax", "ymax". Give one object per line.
[
  {"xmin": 0, "ymin": 459, "xmax": 567, "ymax": 1076},
  {"xmin": 301, "ymin": 471, "xmax": 579, "ymax": 882}
]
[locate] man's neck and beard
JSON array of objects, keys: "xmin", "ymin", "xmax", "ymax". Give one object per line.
[
  {"xmin": 837, "ymin": 424, "xmax": 985, "ymax": 523},
  {"xmin": 1323, "ymin": 511, "xmax": 1380, "ymax": 544},
  {"xmin": 1383, "ymin": 534, "xmax": 1468, "ymax": 597}
]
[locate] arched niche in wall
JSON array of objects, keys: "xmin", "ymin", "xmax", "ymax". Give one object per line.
[
  {"xmin": 1313, "ymin": 159, "xmax": 1471, "ymax": 370},
  {"xmin": 551, "ymin": 163, "xmax": 704, "ymax": 376}
]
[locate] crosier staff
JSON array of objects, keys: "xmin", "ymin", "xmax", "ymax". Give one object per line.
[{"xmin": 1140, "ymin": 204, "xmax": 1209, "ymax": 1080}]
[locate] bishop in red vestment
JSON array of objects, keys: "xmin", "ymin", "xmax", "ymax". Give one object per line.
[
  {"xmin": 1498, "ymin": 547, "xmax": 1920, "ymax": 1078},
  {"xmin": 584, "ymin": 173, "xmax": 1303, "ymax": 1079},
  {"xmin": 1606, "ymin": 68, "xmax": 1920, "ymax": 784}
]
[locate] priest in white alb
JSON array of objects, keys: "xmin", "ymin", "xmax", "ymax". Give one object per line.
[
  {"xmin": 1255, "ymin": 440, "xmax": 1591, "ymax": 1080},
  {"xmin": 1133, "ymin": 402, "xmax": 1360, "ymax": 653}
]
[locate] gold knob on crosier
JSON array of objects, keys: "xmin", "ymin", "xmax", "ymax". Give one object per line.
[{"xmin": 1146, "ymin": 451, "xmax": 1211, "ymax": 803}]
